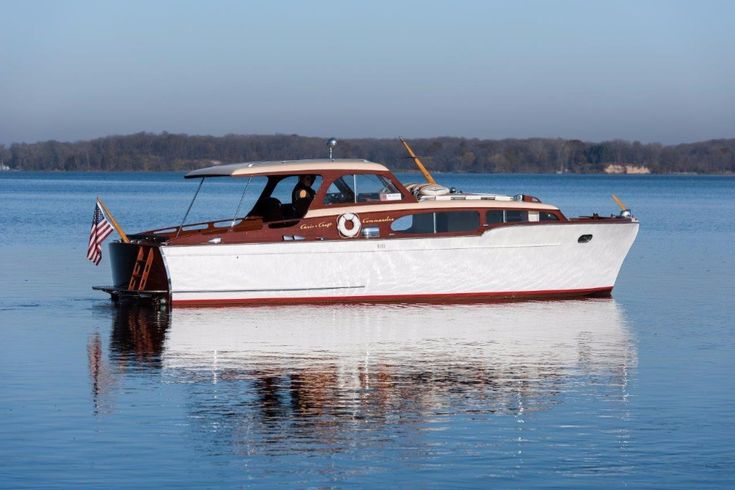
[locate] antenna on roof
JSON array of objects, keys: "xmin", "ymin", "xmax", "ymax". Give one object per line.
[{"xmin": 327, "ymin": 138, "xmax": 337, "ymax": 160}]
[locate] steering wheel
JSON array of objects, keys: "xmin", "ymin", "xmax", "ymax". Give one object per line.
[{"xmin": 326, "ymin": 193, "xmax": 347, "ymax": 204}]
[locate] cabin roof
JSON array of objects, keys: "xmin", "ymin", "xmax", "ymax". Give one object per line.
[
  {"xmin": 304, "ymin": 199, "xmax": 559, "ymax": 219},
  {"xmin": 185, "ymin": 159, "xmax": 390, "ymax": 178}
]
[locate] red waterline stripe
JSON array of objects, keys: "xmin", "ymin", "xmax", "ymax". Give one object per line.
[{"xmin": 172, "ymin": 286, "xmax": 614, "ymax": 307}]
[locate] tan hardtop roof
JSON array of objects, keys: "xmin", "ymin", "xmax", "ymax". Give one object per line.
[{"xmin": 185, "ymin": 159, "xmax": 390, "ymax": 178}]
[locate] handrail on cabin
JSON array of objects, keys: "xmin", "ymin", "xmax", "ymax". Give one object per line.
[{"xmin": 142, "ymin": 215, "xmax": 266, "ymax": 237}]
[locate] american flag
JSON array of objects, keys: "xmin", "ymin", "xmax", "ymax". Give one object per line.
[{"xmin": 87, "ymin": 201, "xmax": 114, "ymax": 265}]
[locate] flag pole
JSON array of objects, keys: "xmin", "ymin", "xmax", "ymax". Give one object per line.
[
  {"xmin": 611, "ymin": 193, "xmax": 628, "ymax": 211},
  {"xmin": 400, "ymin": 137, "xmax": 437, "ymax": 185},
  {"xmin": 96, "ymin": 197, "xmax": 130, "ymax": 243}
]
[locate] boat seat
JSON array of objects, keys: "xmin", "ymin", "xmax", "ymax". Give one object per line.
[{"xmin": 253, "ymin": 197, "xmax": 283, "ymax": 222}]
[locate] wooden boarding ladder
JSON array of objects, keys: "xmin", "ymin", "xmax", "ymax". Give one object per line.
[{"xmin": 128, "ymin": 246, "xmax": 155, "ymax": 291}]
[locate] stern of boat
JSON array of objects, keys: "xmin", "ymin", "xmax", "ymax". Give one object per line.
[{"xmin": 94, "ymin": 241, "xmax": 171, "ymax": 306}]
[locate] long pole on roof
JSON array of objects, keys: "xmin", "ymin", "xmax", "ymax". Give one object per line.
[{"xmin": 399, "ymin": 137, "xmax": 437, "ymax": 185}]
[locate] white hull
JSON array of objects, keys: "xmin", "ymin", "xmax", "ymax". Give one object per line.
[{"xmin": 160, "ymin": 222, "xmax": 638, "ymax": 305}]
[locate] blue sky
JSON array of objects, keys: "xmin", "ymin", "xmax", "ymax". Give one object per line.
[{"xmin": 1, "ymin": 0, "xmax": 733, "ymax": 144}]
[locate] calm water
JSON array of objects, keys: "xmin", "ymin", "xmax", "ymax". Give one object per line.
[{"xmin": 0, "ymin": 172, "xmax": 733, "ymax": 488}]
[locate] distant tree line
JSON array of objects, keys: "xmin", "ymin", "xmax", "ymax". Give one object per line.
[{"xmin": 1, "ymin": 132, "xmax": 733, "ymax": 174}]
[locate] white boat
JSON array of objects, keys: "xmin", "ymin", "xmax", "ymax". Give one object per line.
[{"xmin": 96, "ymin": 143, "xmax": 638, "ymax": 307}]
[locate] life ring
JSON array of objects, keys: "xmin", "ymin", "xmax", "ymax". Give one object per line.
[
  {"xmin": 418, "ymin": 184, "xmax": 451, "ymax": 197},
  {"xmin": 337, "ymin": 213, "xmax": 361, "ymax": 238},
  {"xmin": 407, "ymin": 183, "xmax": 451, "ymax": 197}
]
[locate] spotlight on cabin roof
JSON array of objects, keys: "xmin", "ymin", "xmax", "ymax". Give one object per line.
[{"xmin": 327, "ymin": 138, "xmax": 337, "ymax": 160}]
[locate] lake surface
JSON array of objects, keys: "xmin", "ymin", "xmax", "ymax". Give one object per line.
[{"xmin": 1, "ymin": 172, "xmax": 733, "ymax": 488}]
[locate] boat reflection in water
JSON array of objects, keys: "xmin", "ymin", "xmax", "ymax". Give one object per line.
[{"xmin": 98, "ymin": 300, "xmax": 635, "ymax": 453}]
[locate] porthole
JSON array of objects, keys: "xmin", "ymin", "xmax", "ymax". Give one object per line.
[{"xmin": 578, "ymin": 234, "xmax": 593, "ymax": 243}]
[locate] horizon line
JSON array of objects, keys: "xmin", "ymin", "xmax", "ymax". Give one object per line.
[{"xmin": 3, "ymin": 131, "xmax": 734, "ymax": 148}]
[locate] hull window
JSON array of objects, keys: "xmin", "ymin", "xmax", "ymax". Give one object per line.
[
  {"xmin": 505, "ymin": 210, "xmax": 529, "ymax": 222},
  {"xmin": 487, "ymin": 210, "xmax": 504, "ymax": 224},
  {"xmin": 391, "ymin": 211, "xmax": 480, "ymax": 234},
  {"xmin": 486, "ymin": 209, "xmax": 558, "ymax": 225},
  {"xmin": 436, "ymin": 211, "xmax": 480, "ymax": 232},
  {"xmin": 391, "ymin": 213, "xmax": 434, "ymax": 233}
]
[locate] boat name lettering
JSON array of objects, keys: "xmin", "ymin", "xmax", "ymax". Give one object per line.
[
  {"xmin": 363, "ymin": 216, "xmax": 394, "ymax": 224},
  {"xmin": 299, "ymin": 221, "xmax": 334, "ymax": 231}
]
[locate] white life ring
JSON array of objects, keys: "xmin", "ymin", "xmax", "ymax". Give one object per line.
[
  {"xmin": 418, "ymin": 183, "xmax": 451, "ymax": 197},
  {"xmin": 337, "ymin": 213, "xmax": 361, "ymax": 238},
  {"xmin": 406, "ymin": 183, "xmax": 451, "ymax": 197}
]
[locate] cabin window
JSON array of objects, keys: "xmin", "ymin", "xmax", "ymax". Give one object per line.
[
  {"xmin": 540, "ymin": 212, "xmax": 559, "ymax": 221},
  {"xmin": 486, "ymin": 209, "xmax": 537, "ymax": 224},
  {"xmin": 505, "ymin": 210, "xmax": 529, "ymax": 222},
  {"xmin": 323, "ymin": 175, "xmax": 356, "ymax": 204},
  {"xmin": 324, "ymin": 174, "xmax": 402, "ymax": 205},
  {"xmin": 355, "ymin": 174, "xmax": 401, "ymax": 202},
  {"xmin": 486, "ymin": 210, "xmax": 504, "ymax": 224},
  {"xmin": 436, "ymin": 211, "xmax": 480, "ymax": 232},
  {"xmin": 270, "ymin": 175, "xmax": 322, "ymax": 205},
  {"xmin": 390, "ymin": 213, "xmax": 435, "ymax": 233},
  {"xmin": 247, "ymin": 174, "xmax": 322, "ymax": 222},
  {"xmin": 391, "ymin": 211, "xmax": 480, "ymax": 234}
]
